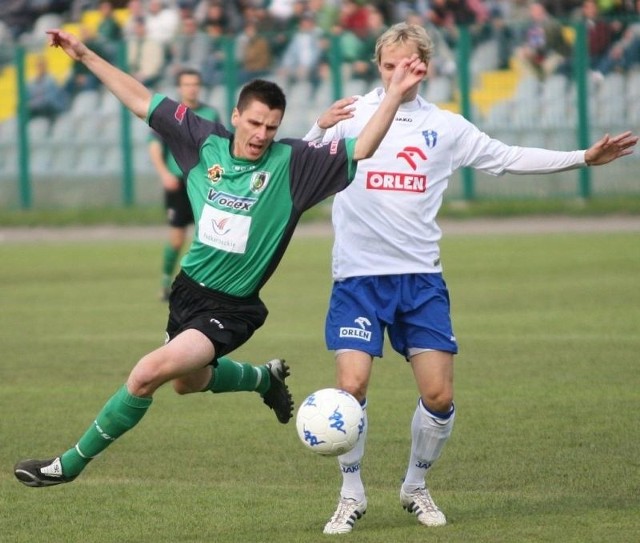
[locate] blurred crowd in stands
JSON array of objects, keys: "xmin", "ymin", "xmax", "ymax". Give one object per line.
[{"xmin": 2, "ymin": 0, "xmax": 639, "ymax": 124}]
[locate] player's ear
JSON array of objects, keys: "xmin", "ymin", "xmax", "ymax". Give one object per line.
[{"xmin": 230, "ymin": 107, "xmax": 240, "ymax": 128}]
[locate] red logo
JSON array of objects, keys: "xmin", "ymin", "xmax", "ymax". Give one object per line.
[
  {"xmin": 174, "ymin": 103, "xmax": 188, "ymax": 124},
  {"xmin": 396, "ymin": 146, "xmax": 427, "ymax": 170},
  {"xmin": 366, "ymin": 172, "xmax": 427, "ymax": 193}
]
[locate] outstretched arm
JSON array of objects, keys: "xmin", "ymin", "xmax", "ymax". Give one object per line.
[
  {"xmin": 47, "ymin": 29, "xmax": 152, "ymax": 120},
  {"xmin": 353, "ymin": 54, "xmax": 427, "ymax": 161},
  {"xmin": 584, "ymin": 131, "xmax": 638, "ymax": 166}
]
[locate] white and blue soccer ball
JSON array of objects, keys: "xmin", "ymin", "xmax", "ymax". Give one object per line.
[{"xmin": 296, "ymin": 388, "xmax": 364, "ymax": 457}]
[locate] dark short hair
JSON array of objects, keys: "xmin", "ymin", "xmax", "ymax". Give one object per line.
[
  {"xmin": 175, "ymin": 68, "xmax": 202, "ymax": 86},
  {"xmin": 237, "ymin": 79, "xmax": 286, "ymax": 114}
]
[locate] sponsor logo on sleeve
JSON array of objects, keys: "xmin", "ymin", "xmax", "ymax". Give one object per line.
[{"xmin": 174, "ymin": 103, "xmax": 188, "ymax": 124}]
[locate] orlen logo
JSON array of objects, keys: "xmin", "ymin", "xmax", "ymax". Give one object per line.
[
  {"xmin": 174, "ymin": 103, "xmax": 188, "ymax": 124},
  {"xmin": 366, "ymin": 172, "xmax": 427, "ymax": 193},
  {"xmin": 396, "ymin": 146, "xmax": 427, "ymax": 170}
]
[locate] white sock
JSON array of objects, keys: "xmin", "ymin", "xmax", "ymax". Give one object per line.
[
  {"xmin": 338, "ymin": 401, "xmax": 368, "ymax": 501},
  {"xmin": 403, "ymin": 399, "xmax": 455, "ymax": 492}
]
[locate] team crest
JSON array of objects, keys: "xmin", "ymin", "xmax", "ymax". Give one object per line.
[
  {"xmin": 250, "ymin": 171, "xmax": 271, "ymax": 193},
  {"xmin": 207, "ymin": 164, "xmax": 224, "ymax": 183},
  {"xmin": 421, "ymin": 130, "xmax": 438, "ymax": 148}
]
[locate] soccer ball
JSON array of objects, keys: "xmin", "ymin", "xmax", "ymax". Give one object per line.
[{"xmin": 295, "ymin": 388, "xmax": 364, "ymax": 457}]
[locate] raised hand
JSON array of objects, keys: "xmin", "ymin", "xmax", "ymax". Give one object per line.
[
  {"xmin": 585, "ymin": 131, "xmax": 638, "ymax": 166},
  {"xmin": 46, "ymin": 29, "xmax": 89, "ymax": 62},
  {"xmin": 387, "ymin": 54, "xmax": 428, "ymax": 101},
  {"xmin": 317, "ymin": 97, "xmax": 358, "ymax": 130}
]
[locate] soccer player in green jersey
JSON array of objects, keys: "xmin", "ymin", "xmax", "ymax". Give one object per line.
[
  {"xmin": 13, "ymin": 27, "xmax": 427, "ymax": 489},
  {"xmin": 148, "ymin": 68, "xmax": 220, "ymax": 302}
]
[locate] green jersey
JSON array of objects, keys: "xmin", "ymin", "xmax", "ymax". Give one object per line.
[
  {"xmin": 147, "ymin": 94, "xmax": 357, "ymax": 297},
  {"xmin": 148, "ymin": 102, "xmax": 219, "ymax": 177}
]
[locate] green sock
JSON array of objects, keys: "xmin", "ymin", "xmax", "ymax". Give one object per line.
[
  {"xmin": 162, "ymin": 244, "xmax": 180, "ymax": 286},
  {"xmin": 206, "ymin": 357, "xmax": 270, "ymax": 395},
  {"xmin": 60, "ymin": 385, "xmax": 152, "ymax": 478}
]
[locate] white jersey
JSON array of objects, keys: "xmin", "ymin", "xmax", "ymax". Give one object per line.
[{"xmin": 305, "ymin": 88, "xmax": 587, "ymax": 280}]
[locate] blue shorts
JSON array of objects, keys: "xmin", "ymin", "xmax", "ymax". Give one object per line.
[{"xmin": 325, "ymin": 274, "xmax": 458, "ymax": 358}]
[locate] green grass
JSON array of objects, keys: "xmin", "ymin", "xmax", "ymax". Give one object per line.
[
  {"xmin": 1, "ymin": 232, "xmax": 639, "ymax": 542},
  {"xmin": 1, "ymin": 195, "xmax": 640, "ymax": 226}
]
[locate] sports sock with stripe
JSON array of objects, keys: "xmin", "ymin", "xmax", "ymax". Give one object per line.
[
  {"xmin": 206, "ymin": 356, "xmax": 270, "ymax": 395},
  {"xmin": 60, "ymin": 385, "xmax": 152, "ymax": 477}
]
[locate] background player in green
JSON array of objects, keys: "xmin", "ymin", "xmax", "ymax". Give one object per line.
[
  {"xmin": 14, "ymin": 27, "xmax": 427, "ymax": 489},
  {"xmin": 148, "ymin": 68, "xmax": 219, "ymax": 301}
]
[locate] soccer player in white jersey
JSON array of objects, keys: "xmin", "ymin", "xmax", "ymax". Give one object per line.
[{"xmin": 304, "ymin": 22, "xmax": 637, "ymax": 535}]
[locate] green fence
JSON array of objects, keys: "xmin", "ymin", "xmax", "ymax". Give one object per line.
[{"xmin": 0, "ymin": 24, "xmax": 639, "ymax": 211}]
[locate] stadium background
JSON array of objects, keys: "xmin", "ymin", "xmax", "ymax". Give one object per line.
[{"xmin": 0, "ymin": 1, "xmax": 639, "ymax": 211}]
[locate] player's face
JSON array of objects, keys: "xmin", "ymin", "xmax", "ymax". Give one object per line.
[
  {"xmin": 378, "ymin": 42, "xmax": 423, "ymax": 102},
  {"xmin": 178, "ymin": 74, "xmax": 202, "ymax": 107},
  {"xmin": 231, "ymin": 100, "xmax": 282, "ymax": 161}
]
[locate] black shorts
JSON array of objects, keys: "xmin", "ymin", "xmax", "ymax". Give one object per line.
[
  {"xmin": 164, "ymin": 180, "xmax": 194, "ymax": 228},
  {"xmin": 166, "ymin": 271, "xmax": 269, "ymax": 364}
]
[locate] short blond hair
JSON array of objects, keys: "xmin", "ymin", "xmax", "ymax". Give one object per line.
[{"xmin": 375, "ymin": 23, "xmax": 434, "ymax": 66}]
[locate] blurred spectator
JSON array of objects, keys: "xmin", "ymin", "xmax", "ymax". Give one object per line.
[
  {"xmin": 426, "ymin": 0, "xmax": 490, "ymax": 48},
  {"xmin": 265, "ymin": 0, "xmax": 309, "ymax": 61},
  {"xmin": 196, "ymin": 0, "xmax": 242, "ymax": 33},
  {"xmin": 0, "ymin": 18, "xmax": 14, "ymax": 68},
  {"xmin": 122, "ymin": 0, "xmax": 145, "ymax": 39},
  {"xmin": 145, "ymin": 0, "xmax": 180, "ymax": 50},
  {"xmin": 514, "ymin": 1, "xmax": 571, "ymax": 79},
  {"xmin": 63, "ymin": 25, "xmax": 106, "ymax": 97},
  {"xmin": 597, "ymin": 0, "xmax": 640, "ymax": 74},
  {"xmin": 541, "ymin": 0, "xmax": 582, "ymax": 18},
  {"xmin": 235, "ymin": 15, "xmax": 273, "ymax": 84},
  {"xmin": 95, "ymin": 0, "xmax": 123, "ymax": 62},
  {"xmin": 307, "ymin": 0, "xmax": 340, "ymax": 34},
  {"xmin": 268, "ymin": 0, "xmax": 298, "ymax": 23},
  {"xmin": 200, "ymin": 0, "xmax": 231, "ymax": 32},
  {"xmin": 201, "ymin": 18, "xmax": 226, "ymax": 88},
  {"xmin": 27, "ymin": 55, "xmax": 67, "ymax": 125},
  {"xmin": 335, "ymin": 0, "xmax": 370, "ymax": 64},
  {"xmin": 0, "ymin": 0, "xmax": 40, "ymax": 41},
  {"xmin": 126, "ymin": 16, "xmax": 165, "ymax": 87},
  {"xmin": 166, "ymin": 13, "xmax": 209, "ymax": 81},
  {"xmin": 69, "ymin": 0, "xmax": 98, "ymax": 22},
  {"xmin": 575, "ymin": 0, "xmax": 616, "ymax": 70},
  {"xmin": 349, "ymin": 6, "xmax": 388, "ymax": 84},
  {"xmin": 278, "ymin": 10, "xmax": 326, "ymax": 90},
  {"xmin": 485, "ymin": 0, "xmax": 517, "ymax": 69}
]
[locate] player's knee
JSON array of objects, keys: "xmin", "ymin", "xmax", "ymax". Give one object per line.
[
  {"xmin": 337, "ymin": 380, "xmax": 367, "ymax": 403},
  {"xmin": 422, "ymin": 390, "xmax": 453, "ymax": 414}
]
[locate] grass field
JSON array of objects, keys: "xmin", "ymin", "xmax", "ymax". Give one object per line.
[{"xmin": 1, "ymin": 229, "xmax": 639, "ymax": 542}]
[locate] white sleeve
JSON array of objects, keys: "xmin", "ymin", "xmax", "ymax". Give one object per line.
[
  {"xmin": 450, "ymin": 114, "xmax": 588, "ymax": 175},
  {"xmin": 304, "ymin": 120, "xmax": 342, "ymax": 143},
  {"xmin": 501, "ymin": 146, "xmax": 587, "ymax": 174},
  {"xmin": 303, "ymin": 122, "xmax": 326, "ymax": 142}
]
